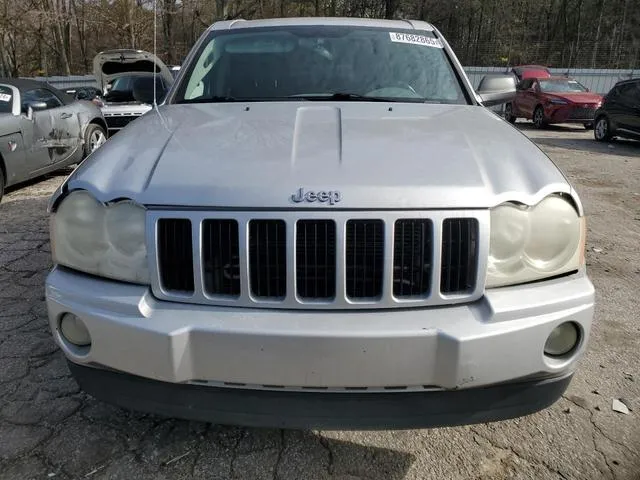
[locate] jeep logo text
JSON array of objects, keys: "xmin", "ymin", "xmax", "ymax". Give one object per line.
[{"xmin": 291, "ymin": 188, "xmax": 341, "ymax": 205}]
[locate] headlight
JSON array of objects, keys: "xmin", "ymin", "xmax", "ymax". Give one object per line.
[
  {"xmin": 548, "ymin": 98, "xmax": 569, "ymax": 105},
  {"xmin": 487, "ymin": 195, "xmax": 585, "ymax": 288},
  {"xmin": 51, "ymin": 190, "xmax": 149, "ymax": 284}
]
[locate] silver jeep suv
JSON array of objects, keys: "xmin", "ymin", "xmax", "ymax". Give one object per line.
[{"xmin": 46, "ymin": 17, "xmax": 594, "ymax": 429}]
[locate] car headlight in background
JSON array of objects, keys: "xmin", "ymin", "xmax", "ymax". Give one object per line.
[
  {"xmin": 487, "ymin": 195, "xmax": 585, "ymax": 288},
  {"xmin": 51, "ymin": 190, "xmax": 149, "ymax": 284},
  {"xmin": 547, "ymin": 98, "xmax": 569, "ymax": 105}
]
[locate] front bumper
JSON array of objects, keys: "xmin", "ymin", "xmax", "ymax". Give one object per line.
[{"xmin": 46, "ymin": 267, "xmax": 594, "ymax": 427}]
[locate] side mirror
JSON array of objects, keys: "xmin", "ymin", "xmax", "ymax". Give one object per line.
[
  {"xmin": 477, "ymin": 74, "xmax": 517, "ymax": 107},
  {"xmin": 29, "ymin": 101, "xmax": 48, "ymax": 111},
  {"xmin": 22, "ymin": 101, "xmax": 47, "ymax": 120}
]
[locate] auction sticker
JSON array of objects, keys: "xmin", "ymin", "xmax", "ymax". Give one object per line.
[
  {"xmin": 389, "ymin": 32, "xmax": 443, "ymax": 48},
  {"xmin": 0, "ymin": 93, "xmax": 11, "ymax": 102}
]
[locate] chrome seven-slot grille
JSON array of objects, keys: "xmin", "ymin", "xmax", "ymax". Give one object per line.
[{"xmin": 150, "ymin": 211, "xmax": 487, "ymax": 309}]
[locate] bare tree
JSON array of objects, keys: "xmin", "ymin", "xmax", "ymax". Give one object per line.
[{"xmin": 0, "ymin": 0, "xmax": 638, "ymax": 76}]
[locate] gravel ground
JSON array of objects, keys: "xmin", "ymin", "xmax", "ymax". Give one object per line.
[{"xmin": 0, "ymin": 123, "xmax": 638, "ymax": 480}]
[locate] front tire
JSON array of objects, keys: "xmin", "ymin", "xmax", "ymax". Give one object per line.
[
  {"xmin": 504, "ymin": 103, "xmax": 517, "ymax": 124},
  {"xmin": 83, "ymin": 123, "xmax": 108, "ymax": 158},
  {"xmin": 594, "ymin": 116, "xmax": 612, "ymax": 142},
  {"xmin": 533, "ymin": 106, "xmax": 546, "ymax": 129}
]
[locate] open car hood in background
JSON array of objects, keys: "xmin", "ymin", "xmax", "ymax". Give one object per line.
[
  {"xmin": 512, "ymin": 65, "xmax": 552, "ymax": 80},
  {"xmin": 92, "ymin": 49, "xmax": 174, "ymax": 92}
]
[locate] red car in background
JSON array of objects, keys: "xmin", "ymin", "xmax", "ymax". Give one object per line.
[{"xmin": 505, "ymin": 76, "xmax": 603, "ymax": 129}]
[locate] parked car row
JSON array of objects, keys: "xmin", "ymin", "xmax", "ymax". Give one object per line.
[{"xmin": 504, "ymin": 65, "xmax": 640, "ymax": 142}]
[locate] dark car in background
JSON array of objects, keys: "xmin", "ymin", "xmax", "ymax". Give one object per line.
[
  {"xmin": 64, "ymin": 86, "xmax": 102, "ymax": 103},
  {"xmin": 504, "ymin": 76, "xmax": 603, "ymax": 129},
  {"xmin": 594, "ymin": 78, "xmax": 640, "ymax": 142}
]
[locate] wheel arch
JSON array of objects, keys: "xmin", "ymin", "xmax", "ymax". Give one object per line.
[
  {"xmin": 88, "ymin": 117, "xmax": 108, "ymax": 135},
  {"xmin": 594, "ymin": 112, "xmax": 609, "ymax": 125}
]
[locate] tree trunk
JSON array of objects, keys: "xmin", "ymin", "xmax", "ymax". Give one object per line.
[
  {"xmin": 473, "ymin": 1, "xmax": 484, "ymax": 65},
  {"xmin": 47, "ymin": 0, "xmax": 71, "ymax": 75},
  {"xmin": 591, "ymin": 0, "xmax": 605, "ymax": 68},
  {"xmin": 163, "ymin": 0, "xmax": 175, "ymax": 64},
  {"xmin": 384, "ymin": 0, "xmax": 397, "ymax": 19},
  {"xmin": 126, "ymin": 0, "xmax": 136, "ymax": 48},
  {"xmin": 615, "ymin": 0, "xmax": 628, "ymax": 68}
]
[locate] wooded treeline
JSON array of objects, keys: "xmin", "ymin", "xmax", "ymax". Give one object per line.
[{"xmin": 0, "ymin": 0, "xmax": 638, "ymax": 77}]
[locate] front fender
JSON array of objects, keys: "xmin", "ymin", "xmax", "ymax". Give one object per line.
[{"xmin": 76, "ymin": 101, "xmax": 106, "ymax": 139}]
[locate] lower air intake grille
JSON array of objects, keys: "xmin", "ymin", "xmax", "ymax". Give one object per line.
[
  {"xmin": 157, "ymin": 219, "xmax": 194, "ymax": 293},
  {"xmin": 393, "ymin": 219, "xmax": 433, "ymax": 297},
  {"xmin": 441, "ymin": 218, "xmax": 479, "ymax": 294},
  {"xmin": 104, "ymin": 115, "xmax": 141, "ymax": 130},
  {"xmin": 203, "ymin": 220, "xmax": 240, "ymax": 296},
  {"xmin": 296, "ymin": 220, "xmax": 336, "ymax": 299},
  {"xmin": 249, "ymin": 220, "xmax": 286, "ymax": 298},
  {"xmin": 346, "ymin": 220, "xmax": 384, "ymax": 299},
  {"xmin": 568, "ymin": 107, "xmax": 596, "ymax": 120}
]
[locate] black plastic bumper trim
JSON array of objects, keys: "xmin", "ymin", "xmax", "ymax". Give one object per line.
[{"xmin": 67, "ymin": 361, "xmax": 572, "ymax": 430}]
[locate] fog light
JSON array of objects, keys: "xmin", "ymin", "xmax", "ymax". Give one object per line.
[
  {"xmin": 59, "ymin": 313, "xmax": 91, "ymax": 347},
  {"xmin": 544, "ymin": 322, "xmax": 579, "ymax": 357}
]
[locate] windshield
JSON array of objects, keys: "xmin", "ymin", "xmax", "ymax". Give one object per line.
[
  {"xmin": 105, "ymin": 75, "xmax": 162, "ymax": 103},
  {"xmin": 539, "ymin": 79, "xmax": 587, "ymax": 93},
  {"xmin": 0, "ymin": 85, "xmax": 13, "ymax": 114},
  {"xmin": 174, "ymin": 26, "xmax": 467, "ymax": 104},
  {"xmin": 109, "ymin": 75, "xmax": 145, "ymax": 92}
]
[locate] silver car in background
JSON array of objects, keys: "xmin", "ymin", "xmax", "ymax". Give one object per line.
[
  {"xmin": 0, "ymin": 78, "xmax": 107, "ymax": 202},
  {"xmin": 46, "ymin": 18, "xmax": 594, "ymax": 429},
  {"xmin": 93, "ymin": 49, "xmax": 174, "ymax": 135}
]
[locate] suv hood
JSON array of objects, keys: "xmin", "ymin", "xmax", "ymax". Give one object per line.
[
  {"xmin": 92, "ymin": 49, "xmax": 174, "ymax": 92},
  {"xmin": 63, "ymin": 103, "xmax": 572, "ymax": 210}
]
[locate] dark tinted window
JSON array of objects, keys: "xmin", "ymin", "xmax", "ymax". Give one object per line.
[
  {"xmin": 106, "ymin": 75, "xmax": 164, "ymax": 103},
  {"xmin": 102, "ymin": 59, "xmax": 158, "ymax": 76},
  {"xmin": 22, "ymin": 88, "xmax": 63, "ymax": 110},
  {"xmin": 633, "ymin": 82, "xmax": 640, "ymax": 102},
  {"xmin": 68, "ymin": 86, "xmax": 100, "ymax": 100},
  {"xmin": 0, "ymin": 85, "xmax": 14, "ymax": 114},
  {"xmin": 618, "ymin": 82, "xmax": 640, "ymax": 104},
  {"xmin": 109, "ymin": 76, "xmax": 134, "ymax": 92},
  {"xmin": 518, "ymin": 79, "xmax": 533, "ymax": 90}
]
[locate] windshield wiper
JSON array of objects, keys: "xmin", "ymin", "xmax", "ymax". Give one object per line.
[
  {"xmin": 177, "ymin": 95, "xmax": 239, "ymax": 104},
  {"xmin": 291, "ymin": 92, "xmax": 397, "ymax": 102}
]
